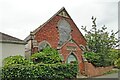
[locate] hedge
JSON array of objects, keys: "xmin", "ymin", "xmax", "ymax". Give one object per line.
[
  {"xmin": 3, "ymin": 55, "xmax": 33, "ymax": 67},
  {"xmin": 1, "ymin": 63, "xmax": 78, "ymax": 80},
  {"xmin": 31, "ymin": 47, "xmax": 62, "ymax": 64}
]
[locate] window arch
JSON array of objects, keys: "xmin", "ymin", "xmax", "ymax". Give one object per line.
[
  {"xmin": 38, "ymin": 41, "xmax": 51, "ymax": 52},
  {"xmin": 67, "ymin": 53, "xmax": 77, "ymax": 63},
  {"xmin": 58, "ymin": 19, "xmax": 72, "ymax": 46}
]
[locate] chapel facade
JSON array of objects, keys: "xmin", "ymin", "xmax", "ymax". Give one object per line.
[{"xmin": 24, "ymin": 7, "xmax": 87, "ymax": 74}]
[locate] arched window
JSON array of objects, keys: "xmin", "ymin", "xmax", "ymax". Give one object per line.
[
  {"xmin": 67, "ymin": 53, "xmax": 77, "ymax": 63},
  {"xmin": 38, "ymin": 41, "xmax": 50, "ymax": 52},
  {"xmin": 58, "ymin": 19, "xmax": 71, "ymax": 46}
]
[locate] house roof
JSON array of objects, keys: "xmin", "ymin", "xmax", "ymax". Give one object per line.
[
  {"xmin": 0, "ymin": 32, "xmax": 26, "ymax": 44},
  {"xmin": 24, "ymin": 7, "xmax": 87, "ymax": 42}
]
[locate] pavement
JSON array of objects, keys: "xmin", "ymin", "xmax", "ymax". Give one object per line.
[{"xmin": 94, "ymin": 72, "xmax": 119, "ymax": 78}]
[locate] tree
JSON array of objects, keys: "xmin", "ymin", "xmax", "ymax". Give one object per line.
[{"xmin": 82, "ymin": 16, "xmax": 119, "ymax": 67}]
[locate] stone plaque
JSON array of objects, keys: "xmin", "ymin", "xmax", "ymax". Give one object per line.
[{"xmin": 67, "ymin": 46, "xmax": 77, "ymax": 51}]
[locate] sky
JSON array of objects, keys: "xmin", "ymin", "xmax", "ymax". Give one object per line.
[{"xmin": 0, "ymin": 0, "xmax": 119, "ymax": 40}]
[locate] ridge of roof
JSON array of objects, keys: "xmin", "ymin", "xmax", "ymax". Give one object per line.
[{"xmin": 0, "ymin": 32, "xmax": 25, "ymax": 44}]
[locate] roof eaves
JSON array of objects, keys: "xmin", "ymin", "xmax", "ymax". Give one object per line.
[{"xmin": 0, "ymin": 40, "xmax": 26, "ymax": 44}]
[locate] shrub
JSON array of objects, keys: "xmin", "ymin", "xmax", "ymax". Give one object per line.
[
  {"xmin": 84, "ymin": 52, "xmax": 113, "ymax": 67},
  {"xmin": 2, "ymin": 63, "xmax": 78, "ymax": 80},
  {"xmin": 114, "ymin": 58, "xmax": 120, "ymax": 69},
  {"xmin": 3, "ymin": 55, "xmax": 33, "ymax": 67},
  {"xmin": 84, "ymin": 52, "xmax": 101, "ymax": 67},
  {"xmin": 108, "ymin": 49, "xmax": 119, "ymax": 65},
  {"xmin": 31, "ymin": 47, "xmax": 62, "ymax": 64},
  {"xmin": 2, "ymin": 47, "xmax": 78, "ymax": 79}
]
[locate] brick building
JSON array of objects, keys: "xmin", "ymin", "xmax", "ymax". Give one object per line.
[{"xmin": 24, "ymin": 7, "xmax": 87, "ymax": 75}]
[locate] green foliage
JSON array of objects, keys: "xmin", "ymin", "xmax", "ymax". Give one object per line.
[
  {"xmin": 2, "ymin": 47, "xmax": 78, "ymax": 79},
  {"xmin": 84, "ymin": 51, "xmax": 114, "ymax": 67},
  {"xmin": 108, "ymin": 49, "xmax": 119, "ymax": 65},
  {"xmin": 84, "ymin": 52, "xmax": 101, "ymax": 67},
  {"xmin": 3, "ymin": 55, "xmax": 32, "ymax": 67},
  {"xmin": 2, "ymin": 63, "xmax": 78, "ymax": 80},
  {"xmin": 81, "ymin": 17, "xmax": 119, "ymax": 54},
  {"xmin": 82, "ymin": 16, "xmax": 119, "ymax": 67},
  {"xmin": 31, "ymin": 47, "xmax": 62, "ymax": 64},
  {"xmin": 114, "ymin": 58, "xmax": 120, "ymax": 69}
]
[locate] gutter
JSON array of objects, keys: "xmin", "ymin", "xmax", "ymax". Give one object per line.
[{"xmin": 0, "ymin": 40, "xmax": 27, "ymax": 45}]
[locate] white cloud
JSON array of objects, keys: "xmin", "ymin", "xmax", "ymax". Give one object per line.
[{"xmin": 0, "ymin": 0, "xmax": 118, "ymax": 39}]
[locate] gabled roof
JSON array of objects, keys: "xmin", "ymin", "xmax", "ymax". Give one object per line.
[
  {"xmin": 0, "ymin": 32, "xmax": 26, "ymax": 44},
  {"xmin": 33, "ymin": 7, "xmax": 71, "ymax": 34},
  {"xmin": 24, "ymin": 7, "xmax": 68, "ymax": 42},
  {"xmin": 24, "ymin": 7, "xmax": 86, "ymax": 42}
]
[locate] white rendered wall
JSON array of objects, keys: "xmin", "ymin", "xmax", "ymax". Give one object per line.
[{"xmin": 1, "ymin": 43, "xmax": 25, "ymax": 60}]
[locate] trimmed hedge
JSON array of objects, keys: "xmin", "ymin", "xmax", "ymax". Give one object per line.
[{"xmin": 2, "ymin": 63, "xmax": 78, "ymax": 80}]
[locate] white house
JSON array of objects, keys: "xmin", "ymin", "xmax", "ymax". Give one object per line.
[{"xmin": 0, "ymin": 32, "xmax": 26, "ymax": 66}]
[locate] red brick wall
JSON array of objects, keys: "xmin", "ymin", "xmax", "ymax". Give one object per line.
[
  {"xmin": 65, "ymin": 18, "xmax": 86, "ymax": 46},
  {"xmin": 34, "ymin": 15, "xmax": 86, "ymax": 49},
  {"xmin": 60, "ymin": 42, "xmax": 85, "ymax": 73},
  {"xmin": 33, "ymin": 15, "xmax": 87, "ymax": 74},
  {"xmin": 84, "ymin": 61, "xmax": 113, "ymax": 77},
  {"xmin": 34, "ymin": 16, "xmax": 61, "ymax": 48}
]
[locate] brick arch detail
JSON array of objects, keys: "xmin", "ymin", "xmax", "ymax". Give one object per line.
[
  {"xmin": 38, "ymin": 40, "xmax": 51, "ymax": 47},
  {"xmin": 60, "ymin": 41, "xmax": 85, "ymax": 73},
  {"xmin": 66, "ymin": 51, "xmax": 78, "ymax": 63}
]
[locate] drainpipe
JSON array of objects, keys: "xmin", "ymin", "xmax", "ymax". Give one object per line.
[
  {"xmin": 82, "ymin": 54, "xmax": 88, "ymax": 76},
  {"xmin": 30, "ymin": 32, "xmax": 34, "ymax": 56}
]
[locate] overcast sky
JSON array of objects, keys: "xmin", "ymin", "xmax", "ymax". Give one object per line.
[{"xmin": 0, "ymin": 0, "xmax": 119, "ymax": 40}]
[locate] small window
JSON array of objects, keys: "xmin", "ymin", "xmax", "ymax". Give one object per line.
[
  {"xmin": 80, "ymin": 45, "xmax": 86, "ymax": 51},
  {"xmin": 38, "ymin": 41, "xmax": 50, "ymax": 52}
]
